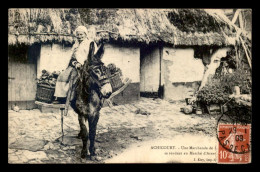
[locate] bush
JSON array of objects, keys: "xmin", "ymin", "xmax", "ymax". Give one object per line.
[
  {"xmin": 197, "ymin": 78, "xmax": 229, "ymax": 105},
  {"xmin": 197, "ymin": 66, "xmax": 251, "ymax": 106},
  {"xmin": 219, "ymin": 68, "xmax": 251, "ymax": 94},
  {"xmin": 197, "ymin": 67, "xmax": 252, "ymax": 123}
]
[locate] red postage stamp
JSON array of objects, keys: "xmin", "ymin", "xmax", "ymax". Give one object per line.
[{"xmin": 217, "ymin": 123, "xmax": 251, "ymax": 164}]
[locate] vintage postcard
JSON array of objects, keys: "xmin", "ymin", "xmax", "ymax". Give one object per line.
[{"xmin": 8, "ymin": 8, "xmax": 252, "ymax": 164}]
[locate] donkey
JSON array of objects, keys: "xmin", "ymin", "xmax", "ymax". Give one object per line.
[{"xmin": 70, "ymin": 42, "xmax": 112, "ymax": 159}]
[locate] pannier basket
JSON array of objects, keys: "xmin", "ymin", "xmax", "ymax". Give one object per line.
[
  {"xmin": 36, "ymin": 84, "xmax": 55, "ymax": 103},
  {"xmin": 109, "ymin": 72, "xmax": 123, "ymax": 92}
]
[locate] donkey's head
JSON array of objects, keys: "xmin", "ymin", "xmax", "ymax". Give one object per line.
[{"xmin": 82, "ymin": 42, "xmax": 112, "ymax": 98}]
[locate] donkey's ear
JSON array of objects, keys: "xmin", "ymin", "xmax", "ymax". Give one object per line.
[
  {"xmin": 94, "ymin": 43, "xmax": 105, "ymax": 60},
  {"xmin": 88, "ymin": 41, "xmax": 95, "ymax": 60}
]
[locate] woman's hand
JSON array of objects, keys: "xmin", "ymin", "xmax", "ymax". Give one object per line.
[{"xmin": 75, "ymin": 63, "xmax": 82, "ymax": 69}]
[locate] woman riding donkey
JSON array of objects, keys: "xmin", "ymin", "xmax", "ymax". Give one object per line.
[
  {"xmin": 53, "ymin": 26, "xmax": 98, "ymax": 104},
  {"xmin": 54, "ymin": 26, "xmax": 112, "ymax": 159}
]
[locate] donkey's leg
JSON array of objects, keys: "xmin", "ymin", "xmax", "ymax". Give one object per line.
[
  {"xmin": 88, "ymin": 103, "xmax": 100, "ymax": 156},
  {"xmin": 78, "ymin": 114, "xmax": 89, "ymax": 158},
  {"xmin": 71, "ymin": 100, "xmax": 83, "ymax": 139},
  {"xmin": 77, "ymin": 115, "xmax": 84, "ymax": 139},
  {"xmin": 88, "ymin": 112, "xmax": 100, "ymax": 156}
]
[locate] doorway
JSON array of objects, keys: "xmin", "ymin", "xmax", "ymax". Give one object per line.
[
  {"xmin": 8, "ymin": 44, "xmax": 40, "ymax": 110},
  {"xmin": 140, "ymin": 45, "xmax": 163, "ymax": 98}
]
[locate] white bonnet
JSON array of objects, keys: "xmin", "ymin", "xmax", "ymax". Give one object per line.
[{"xmin": 74, "ymin": 26, "xmax": 88, "ymax": 35}]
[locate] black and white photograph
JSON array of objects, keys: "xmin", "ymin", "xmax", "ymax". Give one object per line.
[{"xmin": 8, "ymin": 8, "xmax": 252, "ymax": 164}]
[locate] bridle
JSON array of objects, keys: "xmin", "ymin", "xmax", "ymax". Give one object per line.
[{"xmin": 78, "ymin": 61, "xmax": 110, "ymax": 98}]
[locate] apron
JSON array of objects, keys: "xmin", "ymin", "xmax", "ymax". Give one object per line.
[{"xmin": 54, "ymin": 67, "xmax": 74, "ymax": 98}]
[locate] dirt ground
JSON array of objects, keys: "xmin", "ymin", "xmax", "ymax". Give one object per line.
[{"xmin": 8, "ymin": 97, "xmax": 222, "ymax": 164}]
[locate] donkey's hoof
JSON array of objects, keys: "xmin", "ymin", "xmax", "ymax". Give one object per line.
[
  {"xmin": 90, "ymin": 155, "xmax": 101, "ymax": 161},
  {"xmin": 81, "ymin": 150, "xmax": 87, "ymax": 159},
  {"xmin": 90, "ymin": 155, "xmax": 95, "ymax": 161},
  {"xmin": 89, "ymin": 147, "xmax": 96, "ymax": 156},
  {"xmin": 81, "ymin": 153, "xmax": 86, "ymax": 159},
  {"xmin": 90, "ymin": 152, "xmax": 97, "ymax": 156}
]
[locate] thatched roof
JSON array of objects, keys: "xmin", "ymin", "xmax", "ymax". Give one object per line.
[{"xmin": 8, "ymin": 8, "xmax": 237, "ymax": 46}]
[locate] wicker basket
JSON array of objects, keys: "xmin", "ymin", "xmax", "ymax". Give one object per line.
[
  {"xmin": 36, "ymin": 84, "xmax": 55, "ymax": 103},
  {"xmin": 109, "ymin": 72, "xmax": 123, "ymax": 92}
]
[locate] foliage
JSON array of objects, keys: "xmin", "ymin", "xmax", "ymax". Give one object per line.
[
  {"xmin": 37, "ymin": 70, "xmax": 60, "ymax": 87},
  {"xmin": 219, "ymin": 67, "xmax": 252, "ymax": 123},
  {"xmin": 217, "ymin": 67, "xmax": 252, "ymax": 94},
  {"xmin": 197, "ymin": 66, "xmax": 251, "ymax": 105},
  {"xmin": 197, "ymin": 78, "xmax": 230, "ymax": 105}
]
